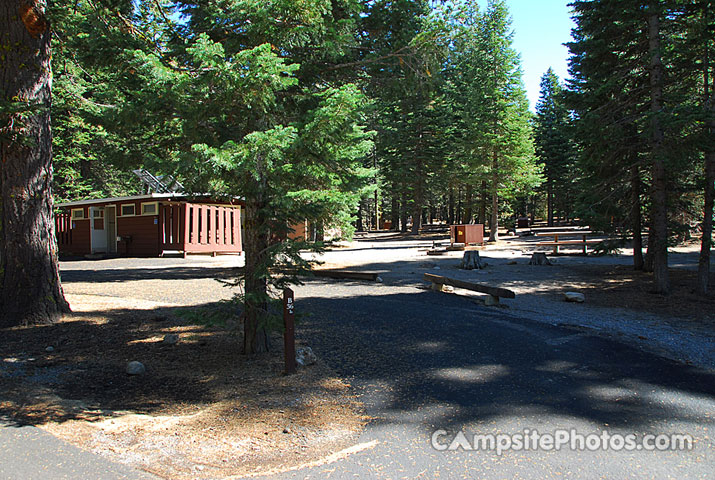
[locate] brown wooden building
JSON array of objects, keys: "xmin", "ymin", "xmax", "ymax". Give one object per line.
[{"xmin": 55, "ymin": 194, "xmax": 243, "ymax": 257}]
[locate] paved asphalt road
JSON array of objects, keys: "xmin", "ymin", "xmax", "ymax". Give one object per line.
[
  {"xmin": 255, "ymin": 278, "xmax": 714, "ymax": 479},
  {"xmin": 0, "ymin": 420, "xmax": 156, "ymax": 480},
  {"xmin": 3, "ymin": 258, "xmax": 713, "ymax": 479}
]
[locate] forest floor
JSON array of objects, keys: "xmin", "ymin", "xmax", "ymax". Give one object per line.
[
  {"xmin": 0, "ymin": 230, "xmax": 712, "ymax": 479},
  {"xmin": 0, "ymin": 294, "xmax": 367, "ymax": 479}
]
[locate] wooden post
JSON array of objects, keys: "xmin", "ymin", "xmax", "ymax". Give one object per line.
[{"xmin": 283, "ymin": 288, "xmax": 296, "ymax": 375}]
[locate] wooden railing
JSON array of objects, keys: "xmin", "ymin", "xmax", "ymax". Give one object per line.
[
  {"xmin": 173, "ymin": 203, "xmax": 242, "ymax": 255},
  {"xmin": 55, "ymin": 212, "xmax": 73, "ymax": 247}
]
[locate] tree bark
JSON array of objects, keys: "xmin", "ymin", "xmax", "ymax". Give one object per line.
[
  {"xmin": 400, "ymin": 191, "xmax": 409, "ymax": 232},
  {"xmin": 356, "ymin": 200, "xmax": 364, "ymax": 231},
  {"xmin": 411, "ymin": 157, "xmax": 423, "ymax": 235},
  {"xmin": 463, "ymin": 183, "xmax": 473, "ymax": 224},
  {"xmin": 479, "ymin": 180, "xmax": 487, "ymax": 225},
  {"xmin": 631, "ymin": 165, "xmax": 644, "ymax": 270},
  {"xmin": 456, "ymin": 186, "xmax": 462, "ymax": 225},
  {"xmin": 242, "ymin": 183, "xmax": 270, "ymax": 354},
  {"xmin": 448, "ymin": 186, "xmax": 454, "ymax": 225},
  {"xmin": 547, "ymin": 179, "xmax": 554, "ymax": 227},
  {"xmin": 698, "ymin": 41, "xmax": 714, "ymax": 294},
  {"xmin": 489, "ymin": 151, "xmax": 499, "ymax": 242},
  {"xmin": 647, "ymin": 7, "xmax": 670, "ymax": 294},
  {"xmin": 0, "ymin": 0, "xmax": 69, "ymax": 327},
  {"xmin": 391, "ymin": 196, "xmax": 399, "ymax": 231},
  {"xmin": 699, "ymin": 150, "xmax": 714, "ymax": 294}
]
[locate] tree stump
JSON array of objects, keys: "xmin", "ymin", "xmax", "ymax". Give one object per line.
[
  {"xmin": 529, "ymin": 252, "xmax": 552, "ymax": 266},
  {"xmin": 460, "ymin": 250, "xmax": 486, "ymax": 270}
]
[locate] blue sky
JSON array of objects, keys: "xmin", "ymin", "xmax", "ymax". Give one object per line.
[{"xmin": 477, "ymin": 0, "xmax": 577, "ymax": 110}]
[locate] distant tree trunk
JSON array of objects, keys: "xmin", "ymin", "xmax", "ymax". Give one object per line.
[
  {"xmin": 391, "ymin": 196, "xmax": 399, "ymax": 231},
  {"xmin": 647, "ymin": 7, "xmax": 670, "ymax": 293},
  {"xmin": 699, "ymin": 150, "xmax": 714, "ymax": 295},
  {"xmin": 448, "ymin": 186, "xmax": 455, "ymax": 224},
  {"xmin": 356, "ymin": 200, "xmax": 364, "ymax": 231},
  {"xmin": 0, "ymin": 0, "xmax": 70, "ymax": 327},
  {"xmin": 463, "ymin": 184, "xmax": 473, "ymax": 224},
  {"xmin": 698, "ymin": 41, "xmax": 714, "ymax": 295},
  {"xmin": 489, "ymin": 152, "xmax": 499, "ymax": 242},
  {"xmin": 400, "ymin": 192, "xmax": 409, "ymax": 232},
  {"xmin": 242, "ymin": 192, "xmax": 270, "ymax": 354},
  {"xmin": 479, "ymin": 180, "xmax": 487, "ymax": 225},
  {"xmin": 547, "ymin": 179, "xmax": 554, "ymax": 227},
  {"xmin": 456, "ymin": 186, "xmax": 462, "ymax": 224},
  {"xmin": 411, "ymin": 154, "xmax": 424, "ymax": 234},
  {"xmin": 631, "ymin": 165, "xmax": 644, "ymax": 270}
]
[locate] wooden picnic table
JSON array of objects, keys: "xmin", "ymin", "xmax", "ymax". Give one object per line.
[{"xmin": 533, "ymin": 231, "xmax": 599, "ymax": 255}]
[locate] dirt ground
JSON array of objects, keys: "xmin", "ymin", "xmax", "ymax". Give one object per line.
[
  {"xmin": 1, "ymin": 231, "xmax": 712, "ymax": 479},
  {"xmin": 0, "ymin": 297, "xmax": 366, "ymax": 479}
]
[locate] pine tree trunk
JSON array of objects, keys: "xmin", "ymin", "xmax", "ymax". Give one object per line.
[
  {"xmin": 698, "ymin": 151, "xmax": 714, "ymax": 295},
  {"xmin": 479, "ymin": 180, "xmax": 487, "ymax": 225},
  {"xmin": 448, "ymin": 186, "xmax": 455, "ymax": 225},
  {"xmin": 489, "ymin": 152, "xmax": 499, "ymax": 242},
  {"xmin": 411, "ymin": 157, "xmax": 423, "ymax": 235},
  {"xmin": 647, "ymin": 7, "xmax": 670, "ymax": 294},
  {"xmin": 356, "ymin": 200, "xmax": 364, "ymax": 231},
  {"xmin": 697, "ymin": 21, "xmax": 714, "ymax": 296},
  {"xmin": 631, "ymin": 165, "xmax": 644, "ymax": 270},
  {"xmin": 547, "ymin": 179, "xmax": 554, "ymax": 227},
  {"xmin": 463, "ymin": 184, "xmax": 473, "ymax": 224},
  {"xmin": 400, "ymin": 192, "xmax": 409, "ymax": 232},
  {"xmin": 456, "ymin": 186, "xmax": 462, "ymax": 224},
  {"xmin": 391, "ymin": 196, "xmax": 399, "ymax": 231},
  {"xmin": 0, "ymin": 0, "xmax": 69, "ymax": 327},
  {"xmin": 242, "ymin": 190, "xmax": 269, "ymax": 354}
]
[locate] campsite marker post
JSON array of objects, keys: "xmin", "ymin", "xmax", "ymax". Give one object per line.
[{"xmin": 283, "ymin": 288, "xmax": 296, "ymax": 374}]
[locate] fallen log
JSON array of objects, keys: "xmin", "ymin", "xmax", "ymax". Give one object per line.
[{"xmin": 423, "ymin": 273, "xmax": 515, "ymax": 299}]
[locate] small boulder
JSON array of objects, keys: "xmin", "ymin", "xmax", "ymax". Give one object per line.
[
  {"xmin": 126, "ymin": 361, "xmax": 146, "ymax": 375},
  {"xmin": 45, "ymin": 346, "xmax": 55, "ymax": 353},
  {"xmin": 163, "ymin": 334, "xmax": 180, "ymax": 345},
  {"xmin": 296, "ymin": 347, "xmax": 317, "ymax": 367},
  {"xmin": 564, "ymin": 292, "xmax": 585, "ymax": 303}
]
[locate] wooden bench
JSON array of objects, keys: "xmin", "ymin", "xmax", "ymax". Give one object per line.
[
  {"xmin": 424, "ymin": 273, "xmax": 515, "ymax": 305},
  {"xmin": 533, "ymin": 231, "xmax": 598, "ymax": 254}
]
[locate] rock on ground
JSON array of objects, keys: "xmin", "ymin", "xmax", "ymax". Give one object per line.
[
  {"xmin": 564, "ymin": 292, "xmax": 585, "ymax": 303},
  {"xmin": 126, "ymin": 361, "xmax": 146, "ymax": 375},
  {"xmin": 296, "ymin": 347, "xmax": 317, "ymax": 367}
]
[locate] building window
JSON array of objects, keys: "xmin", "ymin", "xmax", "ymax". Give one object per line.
[
  {"xmin": 92, "ymin": 208, "xmax": 104, "ymax": 219},
  {"xmin": 141, "ymin": 202, "xmax": 158, "ymax": 216},
  {"xmin": 120, "ymin": 204, "xmax": 136, "ymax": 216},
  {"xmin": 71, "ymin": 208, "xmax": 85, "ymax": 220}
]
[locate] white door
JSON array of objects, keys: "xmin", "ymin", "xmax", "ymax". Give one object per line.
[
  {"xmin": 90, "ymin": 207, "xmax": 107, "ymax": 253},
  {"xmin": 105, "ymin": 206, "xmax": 117, "ymax": 253}
]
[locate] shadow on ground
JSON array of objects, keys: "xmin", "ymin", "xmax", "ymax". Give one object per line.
[
  {"xmin": 292, "ymin": 280, "xmax": 715, "ymax": 434},
  {"xmin": 0, "ymin": 301, "xmax": 329, "ymax": 428}
]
